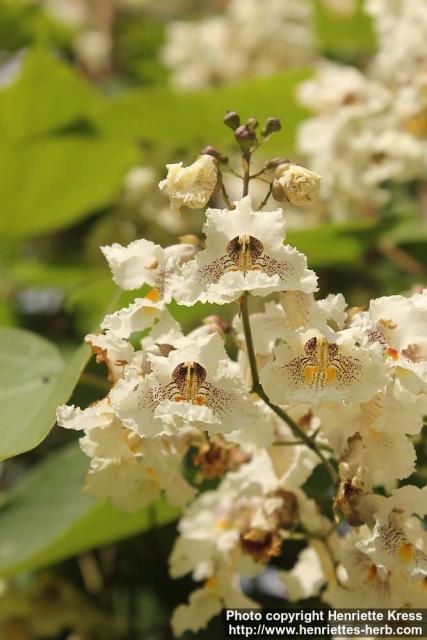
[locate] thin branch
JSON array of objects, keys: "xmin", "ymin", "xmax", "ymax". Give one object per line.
[
  {"xmin": 379, "ymin": 240, "xmax": 427, "ymax": 278},
  {"xmin": 225, "ymin": 167, "xmax": 243, "ymax": 180},
  {"xmin": 250, "ymin": 167, "xmax": 267, "ymax": 179},
  {"xmin": 258, "ymin": 182, "xmax": 274, "ymax": 210},
  {"xmin": 242, "ymin": 152, "xmax": 251, "ymax": 197},
  {"xmin": 239, "ymin": 293, "xmax": 338, "ymax": 485},
  {"xmin": 219, "ymin": 172, "xmax": 234, "ymax": 210}
]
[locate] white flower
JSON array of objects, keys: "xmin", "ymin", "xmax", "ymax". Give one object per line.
[
  {"xmin": 158, "ymin": 155, "xmax": 218, "ymax": 210},
  {"xmin": 171, "ymin": 570, "xmax": 256, "ymax": 637},
  {"xmin": 86, "ymin": 439, "xmax": 195, "ymax": 511},
  {"xmin": 122, "ymin": 166, "xmax": 156, "ymax": 205},
  {"xmin": 74, "ymin": 30, "xmax": 112, "ymax": 76},
  {"xmin": 317, "ymin": 389, "xmax": 421, "ymax": 490},
  {"xmin": 261, "ymin": 329, "xmax": 388, "ymax": 405},
  {"xmin": 101, "ymin": 297, "xmax": 164, "ymax": 339},
  {"xmin": 320, "ymin": 0, "xmax": 356, "ymax": 15},
  {"xmin": 280, "ymin": 546, "xmax": 325, "ymax": 601},
  {"xmin": 275, "ymin": 163, "xmax": 321, "ymax": 206},
  {"xmin": 162, "ymin": 0, "xmax": 314, "ymax": 91},
  {"xmin": 357, "ymin": 486, "xmax": 427, "ymax": 580},
  {"xmin": 295, "ymin": 6, "xmax": 427, "ymax": 222},
  {"xmin": 101, "ymin": 239, "xmax": 196, "ymax": 301},
  {"xmin": 233, "ymin": 291, "xmax": 346, "ymax": 357},
  {"xmin": 368, "ymin": 290, "xmax": 427, "ymax": 358},
  {"xmin": 174, "ymin": 196, "xmax": 318, "ymax": 305},
  {"xmin": 84, "ymin": 332, "xmax": 134, "ymax": 383},
  {"xmin": 324, "ymin": 527, "xmax": 427, "ymax": 608},
  {"xmin": 57, "ymin": 400, "xmax": 195, "ymax": 511},
  {"xmin": 111, "ymin": 332, "xmax": 260, "ymax": 435}
]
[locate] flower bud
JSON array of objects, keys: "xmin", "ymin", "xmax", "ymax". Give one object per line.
[
  {"xmin": 224, "ymin": 111, "xmax": 241, "ymax": 131},
  {"xmin": 234, "ymin": 125, "xmax": 257, "ymax": 152},
  {"xmin": 271, "ymin": 178, "xmax": 286, "ymax": 202},
  {"xmin": 246, "ymin": 117, "xmax": 259, "ymax": 130},
  {"xmin": 261, "ymin": 117, "xmax": 281, "ymax": 137},
  {"xmin": 275, "ymin": 163, "xmax": 321, "ymax": 206},
  {"xmin": 178, "ymin": 234, "xmax": 200, "ymax": 247},
  {"xmin": 159, "ymin": 155, "xmax": 219, "ymax": 210},
  {"xmin": 202, "ymin": 314, "xmax": 230, "ymax": 334},
  {"xmin": 201, "ymin": 146, "xmax": 229, "ymax": 164},
  {"xmin": 265, "ymin": 157, "xmax": 290, "ymax": 169}
]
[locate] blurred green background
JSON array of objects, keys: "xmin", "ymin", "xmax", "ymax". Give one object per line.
[{"xmin": 0, "ymin": 1, "xmax": 426, "ymax": 638}]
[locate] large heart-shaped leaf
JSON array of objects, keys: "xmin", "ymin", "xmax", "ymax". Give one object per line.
[
  {"xmin": 0, "ymin": 46, "xmax": 100, "ymax": 143},
  {"xmin": 0, "ymin": 328, "xmax": 90, "ymax": 460},
  {"xmin": 0, "ymin": 442, "xmax": 179, "ymax": 577},
  {"xmin": 0, "ymin": 134, "xmax": 138, "ymax": 237}
]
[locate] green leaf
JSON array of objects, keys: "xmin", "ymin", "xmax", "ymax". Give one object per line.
[
  {"xmin": 313, "ymin": 0, "xmax": 376, "ymax": 61},
  {"xmin": 0, "ymin": 46, "xmax": 100, "ymax": 143},
  {"xmin": 0, "ymin": 328, "xmax": 91, "ymax": 460},
  {"xmin": 95, "ymin": 69, "xmax": 311, "ymax": 156},
  {"xmin": 287, "ymin": 220, "xmax": 381, "ymax": 267},
  {"xmin": 0, "ymin": 442, "xmax": 179, "ymax": 577},
  {"xmin": 0, "ymin": 134, "xmax": 138, "ymax": 238}
]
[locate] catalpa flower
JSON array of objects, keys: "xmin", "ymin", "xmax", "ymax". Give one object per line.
[
  {"xmin": 324, "ymin": 527, "xmax": 427, "ymax": 608},
  {"xmin": 174, "ymin": 196, "xmax": 317, "ymax": 305},
  {"xmin": 57, "ymin": 400, "xmax": 195, "ymax": 510},
  {"xmin": 159, "ymin": 154, "xmax": 219, "ymax": 210},
  {"xmin": 261, "ymin": 329, "xmax": 388, "ymax": 405},
  {"xmin": 111, "ymin": 332, "xmax": 260, "ymax": 435},
  {"xmin": 101, "ymin": 239, "xmax": 196, "ymax": 301},
  {"xmin": 317, "ymin": 389, "xmax": 421, "ymax": 490},
  {"xmin": 368, "ymin": 290, "xmax": 427, "ymax": 360},
  {"xmin": 101, "ymin": 296, "xmax": 164, "ymax": 339},
  {"xmin": 234, "ymin": 292, "xmax": 346, "ymax": 358},
  {"xmin": 357, "ymin": 486, "xmax": 427, "ymax": 581},
  {"xmin": 84, "ymin": 332, "xmax": 134, "ymax": 384}
]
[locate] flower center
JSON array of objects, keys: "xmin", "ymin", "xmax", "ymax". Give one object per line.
[
  {"xmin": 226, "ymin": 235, "xmax": 264, "ymax": 272},
  {"xmin": 303, "ymin": 336, "xmax": 338, "ymax": 384},
  {"xmin": 171, "ymin": 361, "xmax": 207, "ymax": 404}
]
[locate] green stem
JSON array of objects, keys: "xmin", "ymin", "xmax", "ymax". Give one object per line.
[
  {"xmin": 242, "ymin": 152, "xmax": 251, "ymax": 197},
  {"xmin": 258, "ymin": 182, "xmax": 273, "ymax": 210},
  {"xmin": 219, "ymin": 173, "xmax": 234, "ymax": 210},
  {"xmin": 240, "ymin": 293, "xmax": 338, "ymax": 485},
  {"xmin": 250, "ymin": 167, "xmax": 267, "ymax": 179}
]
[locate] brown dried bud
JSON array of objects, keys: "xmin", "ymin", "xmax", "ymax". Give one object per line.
[
  {"xmin": 156, "ymin": 343, "xmax": 176, "ymax": 357},
  {"xmin": 224, "ymin": 111, "xmax": 241, "ymax": 131},
  {"xmin": 274, "ymin": 489, "xmax": 299, "ymax": 529},
  {"xmin": 262, "ymin": 117, "xmax": 282, "ymax": 137},
  {"xmin": 193, "ymin": 437, "xmax": 250, "ymax": 479},
  {"xmin": 334, "ymin": 480, "xmax": 366, "ymax": 527},
  {"xmin": 240, "ymin": 528, "xmax": 282, "ymax": 564}
]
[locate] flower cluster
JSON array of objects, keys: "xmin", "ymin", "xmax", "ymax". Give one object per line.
[
  {"xmin": 296, "ymin": 0, "xmax": 427, "ymax": 220},
  {"xmin": 162, "ymin": 0, "xmax": 315, "ymax": 90},
  {"xmin": 57, "ymin": 113, "xmax": 427, "ymax": 636}
]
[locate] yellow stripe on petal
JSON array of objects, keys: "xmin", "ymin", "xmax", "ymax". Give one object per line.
[
  {"xmin": 397, "ymin": 542, "xmax": 413, "ymax": 564},
  {"xmin": 146, "ymin": 288, "xmax": 161, "ymax": 302}
]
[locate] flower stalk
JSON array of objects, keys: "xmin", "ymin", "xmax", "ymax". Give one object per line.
[{"xmin": 240, "ymin": 292, "xmax": 338, "ymax": 485}]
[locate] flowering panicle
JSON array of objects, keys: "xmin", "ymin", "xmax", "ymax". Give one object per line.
[{"xmin": 57, "ymin": 111, "xmax": 427, "ymax": 635}]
